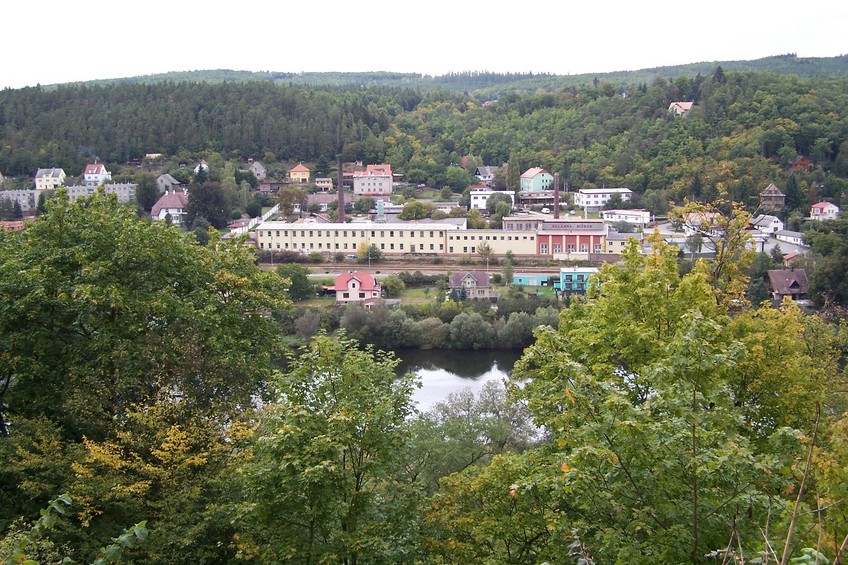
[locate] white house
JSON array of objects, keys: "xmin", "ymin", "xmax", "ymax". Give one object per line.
[
  {"xmin": 332, "ymin": 271, "xmax": 382, "ymax": 305},
  {"xmin": 352, "ymin": 164, "xmax": 393, "ymax": 196},
  {"xmin": 469, "ymin": 188, "xmax": 515, "ymax": 211},
  {"xmin": 83, "ymin": 163, "xmax": 111, "ymax": 187},
  {"xmin": 151, "ymin": 191, "xmax": 189, "ymax": 225},
  {"xmin": 810, "ymin": 201, "xmax": 840, "ymax": 221},
  {"xmin": 34, "ymin": 168, "xmax": 66, "ymax": 191},
  {"xmin": 194, "ymin": 160, "xmax": 209, "ymax": 175},
  {"xmin": 474, "ymin": 166, "xmax": 497, "ymax": 184},
  {"xmin": 574, "ymin": 188, "xmax": 632, "ymax": 210},
  {"xmin": 601, "ymin": 209, "xmax": 651, "ymax": 228},
  {"xmin": 315, "ymin": 178, "xmax": 334, "ymax": 191},
  {"xmin": 750, "ymin": 214, "xmax": 784, "ymax": 234},
  {"xmin": 668, "ymin": 101, "xmax": 694, "ymax": 116},
  {"xmin": 775, "ymin": 230, "xmax": 805, "ymax": 246}
]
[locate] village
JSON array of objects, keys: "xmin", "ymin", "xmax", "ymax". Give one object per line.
[{"xmin": 1, "ymin": 154, "xmax": 833, "ymax": 309}]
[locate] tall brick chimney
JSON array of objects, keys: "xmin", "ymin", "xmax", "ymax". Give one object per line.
[
  {"xmin": 336, "ymin": 156, "xmax": 345, "ymax": 223},
  {"xmin": 553, "ymin": 173, "xmax": 560, "ymax": 219}
]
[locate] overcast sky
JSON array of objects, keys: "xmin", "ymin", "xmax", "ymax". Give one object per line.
[{"xmin": 2, "ymin": 0, "xmax": 846, "ymax": 89}]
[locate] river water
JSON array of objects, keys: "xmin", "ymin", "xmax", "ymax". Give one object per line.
[{"xmin": 393, "ymin": 349, "xmax": 524, "ymax": 412}]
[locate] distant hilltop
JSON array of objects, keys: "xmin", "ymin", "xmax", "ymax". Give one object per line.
[{"xmin": 55, "ymin": 53, "xmax": 848, "ymax": 96}]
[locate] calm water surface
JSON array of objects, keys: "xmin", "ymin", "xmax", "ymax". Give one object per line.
[{"xmin": 394, "ymin": 349, "xmax": 523, "ymax": 412}]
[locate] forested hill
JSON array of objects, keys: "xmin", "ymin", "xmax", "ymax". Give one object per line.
[
  {"xmin": 64, "ymin": 53, "xmax": 848, "ymax": 94},
  {"xmin": 2, "ymin": 64, "xmax": 848, "ymax": 220}
]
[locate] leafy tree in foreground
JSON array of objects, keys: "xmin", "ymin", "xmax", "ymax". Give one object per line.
[
  {"xmin": 239, "ymin": 332, "xmax": 419, "ymax": 563},
  {"xmin": 506, "ymin": 238, "xmax": 839, "ymax": 563},
  {"xmin": 0, "ymin": 192, "xmax": 289, "ymax": 552}
]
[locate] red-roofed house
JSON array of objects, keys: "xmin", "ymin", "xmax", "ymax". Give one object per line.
[
  {"xmin": 151, "ymin": 191, "xmax": 189, "ymax": 225},
  {"xmin": 289, "ymin": 162, "xmax": 311, "ymax": 183},
  {"xmin": 790, "ymin": 156, "xmax": 811, "ymax": 172},
  {"xmin": 83, "ymin": 163, "xmax": 111, "ymax": 187},
  {"xmin": 333, "ymin": 271, "xmax": 382, "ymax": 305},
  {"xmin": 668, "ymin": 101, "xmax": 694, "ymax": 116},
  {"xmin": 810, "ymin": 201, "xmax": 840, "ymax": 221},
  {"xmin": 352, "ymin": 164, "xmax": 393, "ymax": 196}
]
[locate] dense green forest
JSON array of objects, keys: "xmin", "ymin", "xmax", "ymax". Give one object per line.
[
  {"xmin": 2, "ymin": 194, "xmax": 847, "ymax": 563},
  {"xmin": 3, "ymin": 61, "xmax": 848, "ymax": 223}
]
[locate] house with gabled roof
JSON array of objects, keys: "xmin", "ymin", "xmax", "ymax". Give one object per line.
[
  {"xmin": 352, "ymin": 164, "xmax": 393, "ymax": 196},
  {"xmin": 766, "ymin": 269, "xmax": 808, "ymax": 303},
  {"xmin": 759, "ymin": 182, "xmax": 785, "ymax": 212},
  {"xmin": 249, "ymin": 161, "xmax": 267, "ymax": 181},
  {"xmin": 34, "ymin": 168, "xmax": 66, "ymax": 191},
  {"xmin": 519, "ymin": 167, "xmax": 553, "ymax": 192},
  {"xmin": 332, "ymin": 271, "xmax": 382, "ymax": 305},
  {"xmin": 668, "ymin": 101, "xmax": 694, "ymax": 116},
  {"xmin": 810, "ymin": 201, "xmax": 840, "ymax": 221},
  {"xmin": 289, "ymin": 162, "xmax": 311, "ymax": 183},
  {"xmin": 157, "ymin": 173, "xmax": 182, "ymax": 194},
  {"xmin": 790, "ymin": 156, "xmax": 811, "ymax": 172},
  {"xmin": 475, "ymin": 165, "xmax": 498, "ymax": 184},
  {"xmin": 151, "ymin": 190, "xmax": 189, "ymax": 226},
  {"xmin": 83, "ymin": 163, "xmax": 111, "ymax": 187},
  {"xmin": 448, "ymin": 270, "xmax": 491, "ymax": 300},
  {"xmin": 750, "ymin": 214, "xmax": 784, "ymax": 234}
]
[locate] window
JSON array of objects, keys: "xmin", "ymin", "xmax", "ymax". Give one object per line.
[
  {"xmin": 580, "ymin": 244, "xmax": 588, "ymax": 253},
  {"xmin": 540, "ymin": 243, "xmax": 548, "ymax": 254},
  {"xmin": 554, "ymin": 243, "xmax": 562, "ymax": 253},
  {"xmin": 567, "ymin": 244, "xmax": 575, "ymax": 252},
  {"xmin": 343, "ymin": 292, "xmax": 349, "ymax": 298}
]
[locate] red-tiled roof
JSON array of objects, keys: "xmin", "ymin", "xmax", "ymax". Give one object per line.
[
  {"xmin": 353, "ymin": 164, "xmax": 393, "ymax": 177},
  {"xmin": 84, "ymin": 163, "xmax": 107, "ymax": 175},
  {"xmin": 290, "ymin": 162, "xmax": 310, "ymax": 173},
  {"xmin": 811, "ymin": 201, "xmax": 837, "ymax": 209},
  {"xmin": 334, "ymin": 271, "xmax": 380, "ymax": 291}
]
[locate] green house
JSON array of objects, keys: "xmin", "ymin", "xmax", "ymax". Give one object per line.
[{"xmin": 519, "ymin": 167, "xmax": 553, "ymax": 192}]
